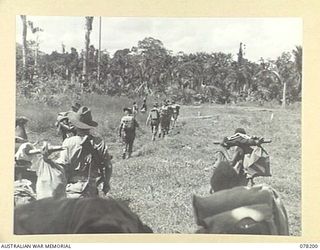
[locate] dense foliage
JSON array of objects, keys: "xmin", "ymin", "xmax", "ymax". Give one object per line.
[{"xmin": 17, "ymin": 32, "xmax": 302, "ymax": 105}]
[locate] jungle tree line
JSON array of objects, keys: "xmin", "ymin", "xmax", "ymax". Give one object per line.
[{"xmin": 17, "ymin": 16, "xmax": 302, "ymax": 105}]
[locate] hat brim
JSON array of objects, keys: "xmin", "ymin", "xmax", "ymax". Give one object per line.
[{"xmin": 68, "ymin": 113, "xmax": 98, "ymax": 129}]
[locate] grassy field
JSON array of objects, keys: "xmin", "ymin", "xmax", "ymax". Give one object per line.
[{"xmin": 17, "ymin": 95, "xmax": 301, "ymax": 235}]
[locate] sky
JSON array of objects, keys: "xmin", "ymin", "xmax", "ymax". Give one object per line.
[{"xmin": 16, "ymin": 16, "xmax": 302, "ymax": 62}]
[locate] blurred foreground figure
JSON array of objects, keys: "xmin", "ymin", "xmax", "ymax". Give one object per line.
[
  {"xmin": 15, "ymin": 116, "xmax": 37, "ymax": 206},
  {"xmin": 14, "ymin": 197, "xmax": 153, "ymax": 234},
  {"xmin": 42, "ymin": 106, "xmax": 112, "ymax": 198},
  {"xmin": 15, "ymin": 116, "xmax": 29, "ymax": 152},
  {"xmin": 193, "ymin": 184, "xmax": 289, "ymax": 235}
]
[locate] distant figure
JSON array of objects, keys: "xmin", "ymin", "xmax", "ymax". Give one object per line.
[
  {"xmin": 146, "ymin": 103, "xmax": 160, "ymax": 141},
  {"xmin": 158, "ymin": 101, "xmax": 170, "ymax": 138},
  {"xmin": 170, "ymin": 100, "xmax": 180, "ymax": 128},
  {"xmin": 119, "ymin": 108, "xmax": 139, "ymax": 159},
  {"xmin": 167, "ymin": 100, "xmax": 174, "ymax": 129},
  {"xmin": 132, "ymin": 102, "xmax": 138, "ymax": 117},
  {"xmin": 140, "ymin": 98, "xmax": 147, "ymax": 113},
  {"xmin": 14, "ymin": 197, "xmax": 153, "ymax": 234}
]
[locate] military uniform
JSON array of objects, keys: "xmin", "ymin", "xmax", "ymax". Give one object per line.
[
  {"xmin": 55, "ymin": 134, "xmax": 111, "ymax": 198},
  {"xmin": 170, "ymin": 103, "xmax": 180, "ymax": 128},
  {"xmin": 119, "ymin": 114, "xmax": 139, "ymax": 159},
  {"xmin": 146, "ymin": 106, "xmax": 160, "ymax": 141},
  {"xmin": 159, "ymin": 105, "xmax": 170, "ymax": 138}
]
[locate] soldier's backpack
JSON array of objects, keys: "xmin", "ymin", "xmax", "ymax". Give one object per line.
[
  {"xmin": 121, "ymin": 115, "xmax": 135, "ymax": 132},
  {"xmin": 175, "ymin": 104, "xmax": 180, "ymax": 114},
  {"xmin": 193, "ymin": 184, "xmax": 289, "ymax": 235},
  {"xmin": 160, "ymin": 106, "xmax": 169, "ymax": 118},
  {"xmin": 150, "ymin": 108, "xmax": 160, "ymax": 120}
]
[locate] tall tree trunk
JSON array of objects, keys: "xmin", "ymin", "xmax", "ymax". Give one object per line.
[
  {"xmin": 97, "ymin": 16, "xmax": 102, "ymax": 84},
  {"xmin": 20, "ymin": 15, "xmax": 27, "ymax": 81},
  {"xmin": 82, "ymin": 16, "xmax": 94, "ymax": 89}
]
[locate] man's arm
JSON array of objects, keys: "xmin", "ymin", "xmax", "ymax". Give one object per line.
[{"xmin": 119, "ymin": 120, "xmax": 123, "ymax": 137}]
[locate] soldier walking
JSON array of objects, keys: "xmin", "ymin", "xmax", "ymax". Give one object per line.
[
  {"xmin": 119, "ymin": 107, "xmax": 139, "ymax": 159},
  {"xmin": 159, "ymin": 101, "xmax": 170, "ymax": 138},
  {"xmin": 146, "ymin": 103, "xmax": 160, "ymax": 141},
  {"xmin": 170, "ymin": 100, "xmax": 180, "ymax": 128}
]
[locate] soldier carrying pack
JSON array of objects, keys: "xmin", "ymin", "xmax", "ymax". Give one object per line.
[
  {"xmin": 119, "ymin": 108, "xmax": 139, "ymax": 159},
  {"xmin": 146, "ymin": 103, "xmax": 160, "ymax": 141}
]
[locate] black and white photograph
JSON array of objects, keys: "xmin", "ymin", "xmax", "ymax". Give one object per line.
[{"xmin": 14, "ymin": 16, "xmax": 301, "ymax": 236}]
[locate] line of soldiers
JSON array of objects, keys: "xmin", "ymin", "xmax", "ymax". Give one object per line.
[
  {"xmin": 145, "ymin": 99, "xmax": 180, "ymax": 141},
  {"xmin": 14, "ymin": 102, "xmax": 289, "ymax": 235},
  {"xmin": 118, "ymin": 99, "xmax": 181, "ymax": 160}
]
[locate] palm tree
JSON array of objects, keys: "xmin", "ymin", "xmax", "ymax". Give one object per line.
[
  {"xmin": 20, "ymin": 15, "xmax": 27, "ymax": 81},
  {"xmin": 292, "ymin": 45, "xmax": 302, "ymax": 93},
  {"xmin": 82, "ymin": 16, "xmax": 94, "ymax": 89}
]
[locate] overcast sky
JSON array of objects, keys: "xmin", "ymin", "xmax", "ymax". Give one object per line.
[{"xmin": 16, "ymin": 16, "xmax": 302, "ymax": 62}]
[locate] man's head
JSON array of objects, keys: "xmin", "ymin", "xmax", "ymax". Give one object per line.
[
  {"xmin": 235, "ymin": 128, "xmax": 246, "ymax": 134},
  {"xmin": 123, "ymin": 107, "xmax": 132, "ymax": 115},
  {"xmin": 71, "ymin": 102, "xmax": 81, "ymax": 112}
]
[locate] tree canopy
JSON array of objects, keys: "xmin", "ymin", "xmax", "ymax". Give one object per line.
[{"xmin": 16, "ymin": 34, "xmax": 302, "ymax": 105}]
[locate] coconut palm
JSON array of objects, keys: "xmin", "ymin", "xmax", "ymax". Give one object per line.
[
  {"xmin": 82, "ymin": 16, "xmax": 94, "ymax": 88},
  {"xmin": 20, "ymin": 15, "xmax": 27, "ymax": 81}
]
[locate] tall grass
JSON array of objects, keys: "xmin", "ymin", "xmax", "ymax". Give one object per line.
[{"xmin": 16, "ymin": 95, "xmax": 301, "ymax": 235}]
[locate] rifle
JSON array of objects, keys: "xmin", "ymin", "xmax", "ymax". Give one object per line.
[
  {"xmin": 213, "ymin": 138, "xmax": 272, "ymax": 146},
  {"xmin": 26, "ymin": 145, "xmax": 65, "ymax": 155}
]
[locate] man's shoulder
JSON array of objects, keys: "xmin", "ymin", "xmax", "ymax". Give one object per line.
[
  {"xmin": 121, "ymin": 115, "xmax": 131, "ymax": 121},
  {"xmin": 62, "ymin": 135, "xmax": 82, "ymax": 145}
]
